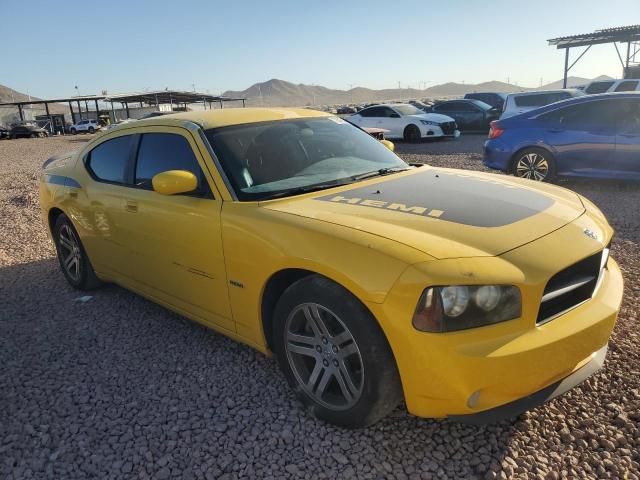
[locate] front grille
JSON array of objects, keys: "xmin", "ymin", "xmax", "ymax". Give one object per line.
[
  {"xmin": 440, "ymin": 121, "xmax": 457, "ymax": 135},
  {"xmin": 536, "ymin": 249, "xmax": 608, "ymax": 325}
]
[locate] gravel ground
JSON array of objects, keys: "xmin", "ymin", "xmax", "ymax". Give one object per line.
[{"xmin": 1, "ymin": 134, "xmax": 639, "ymax": 480}]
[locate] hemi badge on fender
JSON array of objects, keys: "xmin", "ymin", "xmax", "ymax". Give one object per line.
[
  {"xmin": 229, "ymin": 280, "xmax": 244, "ymax": 288},
  {"xmin": 327, "ymin": 195, "xmax": 444, "ymax": 218}
]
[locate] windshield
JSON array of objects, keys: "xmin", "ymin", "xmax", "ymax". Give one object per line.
[
  {"xmin": 393, "ymin": 105, "xmax": 424, "ymax": 116},
  {"xmin": 204, "ymin": 117, "xmax": 408, "ymax": 201}
]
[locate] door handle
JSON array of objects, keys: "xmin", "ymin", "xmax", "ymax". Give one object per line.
[{"xmin": 125, "ymin": 200, "xmax": 138, "ymax": 213}]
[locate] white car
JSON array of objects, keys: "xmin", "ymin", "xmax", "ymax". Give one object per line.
[
  {"xmin": 500, "ymin": 89, "xmax": 584, "ymax": 119},
  {"xmin": 348, "ymin": 104, "xmax": 459, "ymax": 141},
  {"xmin": 69, "ymin": 119, "xmax": 102, "ymax": 134},
  {"xmin": 584, "ymin": 78, "xmax": 640, "ymax": 94}
]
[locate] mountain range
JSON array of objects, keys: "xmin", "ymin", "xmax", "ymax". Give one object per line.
[
  {"xmin": 0, "ymin": 75, "xmax": 614, "ymax": 114},
  {"xmin": 221, "ymin": 76, "xmax": 613, "ymax": 107}
]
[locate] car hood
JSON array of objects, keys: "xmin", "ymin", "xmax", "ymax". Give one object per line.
[
  {"xmin": 408, "ymin": 113, "xmax": 455, "ymax": 124},
  {"xmin": 262, "ymin": 168, "xmax": 585, "ymax": 259}
]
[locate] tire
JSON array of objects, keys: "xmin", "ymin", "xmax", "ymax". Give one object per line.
[
  {"xmin": 88, "ymin": 127, "xmax": 95, "ymax": 134},
  {"xmin": 53, "ymin": 214, "xmax": 102, "ymax": 290},
  {"xmin": 70, "ymin": 128, "xmax": 77, "ymax": 135},
  {"xmin": 273, "ymin": 275, "xmax": 403, "ymax": 428},
  {"xmin": 30, "ymin": 133, "xmax": 38, "ymax": 138},
  {"xmin": 403, "ymin": 124, "xmax": 421, "ymax": 143},
  {"xmin": 511, "ymin": 147, "xmax": 556, "ymax": 182}
]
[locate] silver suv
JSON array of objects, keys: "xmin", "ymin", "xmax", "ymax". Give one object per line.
[{"xmin": 69, "ymin": 119, "xmax": 101, "ymax": 134}]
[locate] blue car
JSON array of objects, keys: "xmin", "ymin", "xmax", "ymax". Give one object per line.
[{"xmin": 483, "ymin": 92, "xmax": 640, "ymax": 181}]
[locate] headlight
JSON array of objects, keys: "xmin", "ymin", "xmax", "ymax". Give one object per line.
[
  {"xmin": 412, "ymin": 285, "xmax": 521, "ymax": 332},
  {"xmin": 420, "ymin": 120, "xmax": 438, "ymax": 126}
]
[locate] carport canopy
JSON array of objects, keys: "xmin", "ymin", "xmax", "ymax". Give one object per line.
[
  {"xmin": 548, "ymin": 25, "xmax": 640, "ymax": 88},
  {"xmin": 0, "ymin": 90, "xmax": 246, "ymax": 124}
]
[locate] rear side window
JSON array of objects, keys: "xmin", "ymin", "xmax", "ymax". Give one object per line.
[
  {"xmin": 434, "ymin": 102, "xmax": 455, "ymax": 112},
  {"xmin": 615, "ymin": 81, "xmax": 639, "ymax": 92},
  {"xmin": 538, "ymin": 100, "xmax": 617, "ymax": 128},
  {"xmin": 86, "ymin": 135, "xmax": 134, "ymax": 184},
  {"xmin": 514, "ymin": 93, "xmax": 570, "ymax": 108},
  {"xmin": 135, "ymin": 133, "xmax": 203, "ymax": 189},
  {"xmin": 585, "ymin": 81, "xmax": 614, "ymax": 94},
  {"xmin": 360, "ymin": 107, "xmax": 385, "ymax": 118}
]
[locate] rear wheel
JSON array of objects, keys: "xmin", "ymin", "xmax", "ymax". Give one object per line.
[
  {"xmin": 273, "ymin": 275, "xmax": 402, "ymax": 428},
  {"xmin": 70, "ymin": 128, "xmax": 77, "ymax": 135},
  {"xmin": 403, "ymin": 124, "xmax": 421, "ymax": 143},
  {"xmin": 53, "ymin": 214, "xmax": 102, "ymax": 290},
  {"xmin": 88, "ymin": 127, "xmax": 95, "ymax": 134},
  {"xmin": 512, "ymin": 148, "xmax": 555, "ymax": 182}
]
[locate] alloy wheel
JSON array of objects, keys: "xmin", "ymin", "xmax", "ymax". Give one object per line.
[
  {"xmin": 58, "ymin": 224, "xmax": 82, "ymax": 282},
  {"xmin": 515, "ymin": 152, "xmax": 549, "ymax": 181},
  {"xmin": 284, "ymin": 303, "xmax": 364, "ymax": 410}
]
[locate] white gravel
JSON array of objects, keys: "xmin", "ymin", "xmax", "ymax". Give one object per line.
[{"xmin": 1, "ymin": 134, "xmax": 639, "ymax": 479}]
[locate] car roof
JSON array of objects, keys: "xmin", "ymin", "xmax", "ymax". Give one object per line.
[
  {"xmin": 465, "ymin": 92, "xmax": 507, "ymax": 97},
  {"xmin": 136, "ymin": 107, "xmax": 333, "ymax": 130},
  {"xmin": 507, "ymin": 89, "xmax": 581, "ymax": 98},
  {"xmin": 500, "ymin": 91, "xmax": 640, "ymax": 121}
]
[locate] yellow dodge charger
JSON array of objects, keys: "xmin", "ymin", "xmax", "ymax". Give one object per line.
[{"xmin": 39, "ymin": 108, "xmax": 623, "ymax": 428}]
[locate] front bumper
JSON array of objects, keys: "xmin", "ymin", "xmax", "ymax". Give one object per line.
[
  {"xmin": 449, "ymin": 343, "xmax": 607, "ymax": 424},
  {"xmin": 369, "ymin": 225, "xmax": 622, "ymax": 421}
]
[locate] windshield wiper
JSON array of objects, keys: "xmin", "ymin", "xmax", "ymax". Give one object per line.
[
  {"xmin": 262, "ymin": 181, "xmax": 352, "ymax": 200},
  {"xmin": 351, "ymin": 166, "xmax": 412, "ymax": 182}
]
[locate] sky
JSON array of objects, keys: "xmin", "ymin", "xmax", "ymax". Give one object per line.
[{"xmin": 2, "ymin": 0, "xmax": 639, "ymax": 98}]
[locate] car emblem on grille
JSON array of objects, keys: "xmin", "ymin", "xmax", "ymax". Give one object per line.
[{"xmin": 583, "ymin": 228, "xmax": 598, "ymax": 240}]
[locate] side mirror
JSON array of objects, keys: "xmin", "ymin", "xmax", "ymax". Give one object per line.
[
  {"xmin": 380, "ymin": 139, "xmax": 395, "ymax": 152},
  {"xmin": 152, "ymin": 170, "xmax": 198, "ymax": 195}
]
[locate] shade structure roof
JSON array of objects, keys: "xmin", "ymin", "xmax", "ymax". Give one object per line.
[
  {"xmin": 548, "ymin": 25, "xmax": 640, "ymax": 49},
  {"xmin": 0, "ymin": 91, "xmax": 245, "ymax": 107}
]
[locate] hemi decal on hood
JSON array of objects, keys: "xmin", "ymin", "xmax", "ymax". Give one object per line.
[{"xmin": 314, "ymin": 169, "xmax": 555, "ymax": 228}]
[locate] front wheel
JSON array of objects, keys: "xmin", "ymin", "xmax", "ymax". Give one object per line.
[
  {"xmin": 53, "ymin": 214, "xmax": 102, "ymax": 290},
  {"xmin": 88, "ymin": 127, "xmax": 95, "ymax": 134},
  {"xmin": 273, "ymin": 275, "xmax": 403, "ymax": 428},
  {"xmin": 70, "ymin": 128, "xmax": 77, "ymax": 135},
  {"xmin": 512, "ymin": 148, "xmax": 556, "ymax": 182},
  {"xmin": 403, "ymin": 124, "xmax": 421, "ymax": 143}
]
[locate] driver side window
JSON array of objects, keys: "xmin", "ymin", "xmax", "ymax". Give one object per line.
[{"xmin": 134, "ymin": 133, "xmax": 211, "ymax": 197}]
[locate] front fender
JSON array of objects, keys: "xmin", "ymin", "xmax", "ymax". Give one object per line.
[{"xmin": 221, "ymin": 203, "xmax": 432, "ymax": 348}]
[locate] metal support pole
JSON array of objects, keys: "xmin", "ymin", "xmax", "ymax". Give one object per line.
[
  {"xmin": 242, "ymin": 99, "xmax": 245, "ymax": 108},
  {"xmin": 110, "ymin": 101, "xmax": 116, "ymax": 123},
  {"xmin": 45, "ymin": 102, "xmax": 52, "ymax": 134},
  {"xmin": 563, "ymin": 48, "xmax": 569, "ymax": 89},
  {"xmin": 77, "ymin": 101, "xmax": 82, "ymax": 120},
  {"xmin": 125, "ymin": 102, "xmax": 130, "ymax": 118},
  {"xmin": 68, "ymin": 101, "xmax": 75, "ymax": 124},
  {"xmin": 18, "ymin": 104, "xmax": 24, "ymax": 121},
  {"xmin": 94, "ymin": 99, "xmax": 99, "ymax": 122}
]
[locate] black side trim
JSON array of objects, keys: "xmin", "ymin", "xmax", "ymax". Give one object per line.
[{"xmin": 448, "ymin": 344, "xmax": 607, "ymax": 424}]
